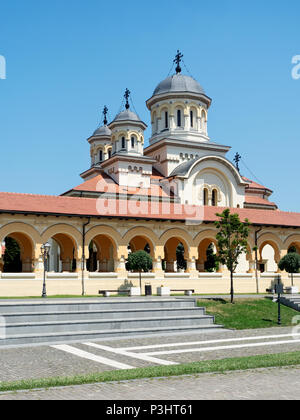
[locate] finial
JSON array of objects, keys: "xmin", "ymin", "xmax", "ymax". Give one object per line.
[
  {"xmin": 103, "ymin": 105, "xmax": 108, "ymax": 125},
  {"xmin": 174, "ymin": 50, "xmax": 183, "ymax": 74},
  {"xmin": 234, "ymin": 152, "xmax": 242, "ymax": 173},
  {"xmin": 124, "ymin": 88, "xmax": 131, "ymax": 110}
]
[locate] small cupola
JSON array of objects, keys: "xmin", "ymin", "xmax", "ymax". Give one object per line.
[
  {"xmin": 87, "ymin": 106, "xmax": 113, "ymax": 166},
  {"xmin": 109, "ymin": 89, "xmax": 147, "ymax": 157}
]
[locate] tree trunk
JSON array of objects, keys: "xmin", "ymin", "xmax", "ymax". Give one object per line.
[
  {"xmin": 139, "ymin": 271, "xmax": 142, "ymax": 294},
  {"xmin": 230, "ymin": 270, "xmax": 234, "ymax": 304}
]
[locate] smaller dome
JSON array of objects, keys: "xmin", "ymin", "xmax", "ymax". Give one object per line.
[
  {"xmin": 113, "ymin": 109, "xmax": 142, "ymax": 123},
  {"xmin": 153, "ymin": 74, "xmax": 205, "ymax": 97},
  {"xmin": 92, "ymin": 125, "xmax": 112, "ymax": 137}
]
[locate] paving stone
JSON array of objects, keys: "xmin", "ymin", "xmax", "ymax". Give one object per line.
[{"xmin": 0, "ymin": 367, "xmax": 299, "ymax": 400}]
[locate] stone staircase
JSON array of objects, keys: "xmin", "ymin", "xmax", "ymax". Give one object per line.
[
  {"xmin": 0, "ymin": 297, "xmax": 222, "ymax": 347},
  {"xmin": 280, "ymin": 295, "xmax": 300, "ymax": 312}
]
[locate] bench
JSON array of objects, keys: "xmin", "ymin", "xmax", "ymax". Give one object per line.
[
  {"xmin": 171, "ymin": 289, "xmax": 195, "ymax": 296},
  {"xmin": 99, "ymin": 289, "xmax": 130, "ymax": 297}
]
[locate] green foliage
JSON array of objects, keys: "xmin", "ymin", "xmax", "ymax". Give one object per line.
[
  {"xmin": 215, "ymin": 209, "xmax": 250, "ymax": 272},
  {"xmin": 288, "ymin": 246, "xmax": 297, "ymax": 254},
  {"xmin": 176, "ymin": 243, "xmax": 187, "ymax": 270},
  {"xmin": 126, "ymin": 250, "xmax": 153, "ymax": 273},
  {"xmin": 278, "ymin": 252, "xmax": 300, "ymax": 274},
  {"xmin": 3, "ymin": 237, "xmax": 22, "ymax": 273},
  {"xmin": 215, "ymin": 209, "xmax": 250, "ymax": 302},
  {"xmin": 205, "ymin": 243, "xmax": 219, "ymax": 272}
]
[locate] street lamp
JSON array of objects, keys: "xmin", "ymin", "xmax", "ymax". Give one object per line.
[{"xmin": 41, "ymin": 242, "xmax": 51, "ymax": 298}]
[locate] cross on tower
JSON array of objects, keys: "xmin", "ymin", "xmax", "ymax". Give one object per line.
[
  {"xmin": 234, "ymin": 152, "xmax": 242, "ymax": 173},
  {"xmin": 174, "ymin": 50, "xmax": 183, "ymax": 74},
  {"xmin": 103, "ymin": 105, "xmax": 108, "ymax": 125},
  {"xmin": 124, "ymin": 88, "xmax": 131, "ymax": 110}
]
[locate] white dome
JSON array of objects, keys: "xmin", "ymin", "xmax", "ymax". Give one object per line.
[{"xmin": 153, "ymin": 74, "xmax": 205, "ymax": 96}]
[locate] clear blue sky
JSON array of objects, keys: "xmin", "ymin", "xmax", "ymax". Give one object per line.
[{"xmin": 0, "ymin": 0, "xmax": 300, "ymax": 211}]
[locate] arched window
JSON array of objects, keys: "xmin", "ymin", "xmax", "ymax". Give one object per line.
[
  {"xmin": 190, "ymin": 111, "xmax": 194, "ymax": 128},
  {"xmin": 201, "ymin": 110, "xmax": 207, "ymax": 132},
  {"xmin": 165, "ymin": 111, "xmax": 169, "ymax": 129},
  {"xmin": 152, "ymin": 112, "xmax": 157, "ymax": 134},
  {"xmin": 131, "ymin": 136, "xmax": 135, "ymax": 148},
  {"xmin": 121, "ymin": 137, "xmax": 126, "ymax": 150},
  {"xmin": 203, "ymin": 188, "xmax": 208, "ymax": 206},
  {"xmin": 212, "ymin": 189, "xmax": 218, "ymax": 206},
  {"xmin": 177, "ymin": 109, "xmax": 182, "ymax": 127},
  {"xmin": 108, "ymin": 149, "xmax": 112, "ymax": 159},
  {"xmin": 99, "ymin": 150, "xmax": 103, "ymax": 162}
]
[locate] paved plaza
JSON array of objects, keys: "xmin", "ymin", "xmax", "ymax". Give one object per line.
[
  {"xmin": 0, "ymin": 326, "xmax": 299, "ymax": 400},
  {"xmin": 0, "ymin": 366, "xmax": 299, "ymax": 400}
]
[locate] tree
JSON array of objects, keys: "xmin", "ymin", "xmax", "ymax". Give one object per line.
[
  {"xmin": 278, "ymin": 252, "xmax": 300, "ymax": 286},
  {"xmin": 126, "ymin": 250, "xmax": 153, "ymax": 292},
  {"xmin": 3, "ymin": 237, "xmax": 22, "ymax": 273},
  {"xmin": 205, "ymin": 243, "xmax": 219, "ymax": 272},
  {"xmin": 176, "ymin": 243, "xmax": 187, "ymax": 271},
  {"xmin": 215, "ymin": 209, "xmax": 250, "ymax": 303}
]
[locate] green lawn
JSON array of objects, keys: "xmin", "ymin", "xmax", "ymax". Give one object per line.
[
  {"xmin": 198, "ymin": 298, "xmax": 299, "ymax": 329},
  {"xmin": 0, "ymin": 351, "xmax": 300, "ymax": 393}
]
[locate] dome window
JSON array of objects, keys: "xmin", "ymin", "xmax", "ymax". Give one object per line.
[
  {"xmin": 190, "ymin": 111, "xmax": 194, "ymax": 128},
  {"xmin": 121, "ymin": 137, "xmax": 126, "ymax": 150},
  {"xmin": 203, "ymin": 188, "xmax": 208, "ymax": 206},
  {"xmin": 165, "ymin": 111, "xmax": 169, "ymax": 129},
  {"xmin": 212, "ymin": 189, "xmax": 218, "ymax": 206},
  {"xmin": 99, "ymin": 150, "xmax": 103, "ymax": 162},
  {"xmin": 177, "ymin": 110, "xmax": 182, "ymax": 127},
  {"xmin": 131, "ymin": 137, "xmax": 135, "ymax": 148},
  {"xmin": 108, "ymin": 149, "xmax": 112, "ymax": 159}
]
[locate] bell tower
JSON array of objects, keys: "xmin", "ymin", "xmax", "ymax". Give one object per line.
[{"xmin": 101, "ymin": 89, "xmax": 156, "ymax": 188}]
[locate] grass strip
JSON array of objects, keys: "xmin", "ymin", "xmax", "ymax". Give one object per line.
[
  {"xmin": 198, "ymin": 298, "xmax": 299, "ymax": 329},
  {"xmin": 1, "ymin": 351, "xmax": 300, "ymax": 393}
]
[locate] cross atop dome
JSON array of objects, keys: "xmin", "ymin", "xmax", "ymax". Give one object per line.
[
  {"xmin": 174, "ymin": 50, "xmax": 183, "ymax": 74},
  {"xmin": 103, "ymin": 105, "xmax": 108, "ymax": 125},
  {"xmin": 234, "ymin": 152, "xmax": 242, "ymax": 173},
  {"xmin": 124, "ymin": 88, "xmax": 131, "ymax": 110}
]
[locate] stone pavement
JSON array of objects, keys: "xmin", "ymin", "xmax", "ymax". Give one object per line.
[
  {"xmin": 0, "ymin": 327, "xmax": 299, "ymax": 383},
  {"xmin": 0, "ymin": 366, "xmax": 299, "ymax": 400}
]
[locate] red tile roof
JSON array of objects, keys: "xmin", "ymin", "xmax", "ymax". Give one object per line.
[
  {"xmin": 68, "ymin": 171, "xmax": 172, "ymax": 198},
  {"xmin": 244, "ymin": 195, "xmax": 277, "ymax": 207},
  {"xmin": 243, "ymin": 177, "xmax": 273, "ymax": 192},
  {"xmin": 0, "ymin": 191, "xmax": 300, "ymax": 227}
]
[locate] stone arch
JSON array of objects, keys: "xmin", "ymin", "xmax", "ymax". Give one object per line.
[
  {"xmin": 284, "ymin": 234, "xmax": 300, "ymax": 253},
  {"xmin": 0, "ymin": 222, "xmax": 41, "ymax": 259},
  {"xmin": 0, "ymin": 223, "xmax": 40, "ymax": 273},
  {"xmin": 257, "ymin": 232, "xmax": 283, "ymax": 273},
  {"xmin": 85, "ymin": 225, "xmax": 122, "ymax": 258},
  {"xmin": 159, "ymin": 228, "xmax": 193, "ymax": 250},
  {"xmin": 88, "ymin": 234, "xmax": 117, "ymax": 272},
  {"xmin": 123, "ymin": 227, "xmax": 159, "ymax": 258},
  {"xmin": 41, "ymin": 224, "xmax": 81, "ymax": 259},
  {"xmin": 159, "ymin": 228, "xmax": 195, "ymax": 272},
  {"xmin": 194, "ymin": 230, "xmax": 218, "ymax": 273}
]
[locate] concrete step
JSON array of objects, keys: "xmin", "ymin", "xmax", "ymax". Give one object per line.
[
  {"xmin": 280, "ymin": 296, "xmax": 300, "ymax": 312},
  {"xmin": 0, "ymin": 324, "xmax": 223, "ymax": 347},
  {"xmin": 0, "ymin": 298, "xmax": 196, "ymax": 314},
  {"xmin": 0, "ymin": 307, "xmax": 206, "ymax": 323},
  {"xmin": 4, "ymin": 314, "xmax": 215, "ymax": 335}
]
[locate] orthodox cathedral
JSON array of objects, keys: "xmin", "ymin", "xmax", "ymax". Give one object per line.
[{"xmin": 0, "ymin": 52, "xmax": 299, "ymax": 297}]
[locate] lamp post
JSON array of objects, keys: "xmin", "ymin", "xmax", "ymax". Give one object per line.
[{"xmin": 41, "ymin": 242, "xmax": 51, "ymax": 298}]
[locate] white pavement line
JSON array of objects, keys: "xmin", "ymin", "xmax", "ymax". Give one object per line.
[
  {"xmin": 51, "ymin": 344, "xmax": 135, "ymax": 370},
  {"xmin": 84, "ymin": 342, "xmax": 178, "ymax": 366},
  {"xmin": 142, "ymin": 339, "xmax": 300, "ymax": 356},
  {"xmin": 121, "ymin": 333, "xmax": 300, "ymax": 351}
]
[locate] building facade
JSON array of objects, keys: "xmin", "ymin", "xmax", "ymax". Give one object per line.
[{"xmin": 0, "ymin": 55, "xmax": 300, "ymax": 296}]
